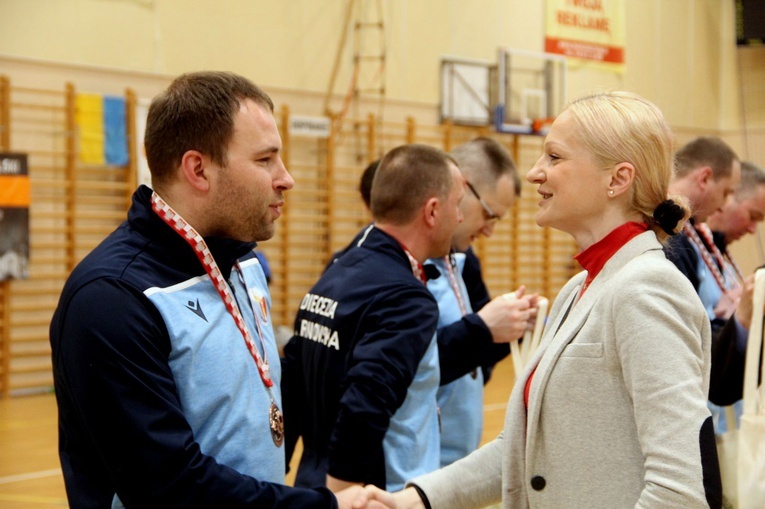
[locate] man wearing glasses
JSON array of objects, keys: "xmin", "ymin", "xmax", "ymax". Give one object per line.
[
  {"xmin": 425, "ymin": 137, "xmax": 538, "ymax": 467},
  {"xmin": 317, "ymin": 139, "xmax": 537, "ymax": 467}
]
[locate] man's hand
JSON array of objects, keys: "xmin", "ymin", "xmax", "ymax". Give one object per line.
[
  {"xmin": 714, "ymin": 285, "xmax": 742, "ymax": 320},
  {"xmin": 335, "ymin": 484, "xmax": 392, "ymax": 509},
  {"xmin": 734, "ymin": 274, "xmax": 756, "ymax": 330},
  {"xmin": 330, "ymin": 475, "xmax": 396, "ymax": 509},
  {"xmin": 355, "ymin": 485, "xmax": 426, "ymax": 509},
  {"xmin": 477, "ymin": 286, "xmax": 538, "ymax": 343}
]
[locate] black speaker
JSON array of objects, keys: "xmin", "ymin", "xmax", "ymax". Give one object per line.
[{"xmin": 736, "ymin": 0, "xmax": 765, "ymax": 46}]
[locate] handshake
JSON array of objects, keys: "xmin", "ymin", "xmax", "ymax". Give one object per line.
[{"xmin": 336, "ymin": 484, "xmax": 424, "ymax": 509}]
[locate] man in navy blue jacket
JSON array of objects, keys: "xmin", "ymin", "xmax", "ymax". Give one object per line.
[
  {"xmin": 50, "ymin": 71, "xmax": 387, "ymax": 509},
  {"xmin": 282, "ymin": 144, "xmax": 465, "ymax": 493}
]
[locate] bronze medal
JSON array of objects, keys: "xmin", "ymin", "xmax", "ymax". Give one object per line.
[{"xmin": 269, "ymin": 401, "xmax": 284, "ymax": 447}]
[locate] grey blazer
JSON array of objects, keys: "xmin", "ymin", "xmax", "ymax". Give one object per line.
[{"xmin": 412, "ymin": 231, "xmax": 719, "ymax": 508}]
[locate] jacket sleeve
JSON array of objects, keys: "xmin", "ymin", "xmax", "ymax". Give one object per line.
[
  {"xmin": 408, "ymin": 435, "xmax": 504, "ymax": 509},
  {"xmin": 708, "ymin": 315, "xmax": 752, "ymax": 406},
  {"xmin": 436, "ymin": 314, "xmax": 507, "ymax": 385},
  {"xmin": 281, "ymin": 333, "xmax": 306, "ymax": 471},
  {"xmin": 327, "ymin": 285, "xmax": 439, "ymax": 487},
  {"xmin": 51, "ymin": 278, "xmax": 337, "ymax": 509},
  {"xmin": 615, "ymin": 268, "xmax": 721, "ymax": 508}
]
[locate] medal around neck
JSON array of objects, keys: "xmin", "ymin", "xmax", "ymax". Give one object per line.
[
  {"xmin": 269, "ymin": 401, "xmax": 284, "ymax": 447},
  {"xmin": 151, "ymin": 191, "xmax": 284, "ymax": 447}
]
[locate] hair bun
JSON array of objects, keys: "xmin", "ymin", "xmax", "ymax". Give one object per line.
[{"xmin": 653, "ymin": 199, "xmax": 685, "ymax": 235}]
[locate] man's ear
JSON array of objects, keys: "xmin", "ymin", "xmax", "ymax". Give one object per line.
[
  {"xmin": 180, "ymin": 150, "xmax": 210, "ymax": 192},
  {"xmin": 423, "ymin": 197, "xmax": 439, "ymax": 227},
  {"xmin": 696, "ymin": 166, "xmax": 714, "ymax": 190},
  {"xmin": 608, "ymin": 162, "xmax": 635, "ymax": 197}
]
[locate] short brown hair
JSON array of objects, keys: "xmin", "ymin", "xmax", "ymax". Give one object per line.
[
  {"xmin": 371, "ymin": 144, "xmax": 456, "ymax": 225},
  {"xmin": 675, "ymin": 136, "xmax": 739, "ymax": 180},
  {"xmin": 359, "ymin": 159, "xmax": 380, "ymax": 208},
  {"xmin": 144, "ymin": 71, "xmax": 274, "ymax": 186},
  {"xmin": 735, "ymin": 161, "xmax": 765, "ymax": 201},
  {"xmin": 450, "ymin": 137, "xmax": 520, "ymax": 197}
]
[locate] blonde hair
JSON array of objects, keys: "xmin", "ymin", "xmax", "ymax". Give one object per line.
[{"xmin": 564, "ymin": 91, "xmax": 690, "ymax": 242}]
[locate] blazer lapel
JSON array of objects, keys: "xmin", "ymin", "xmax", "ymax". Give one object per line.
[
  {"xmin": 524, "ymin": 282, "xmax": 596, "ymax": 439},
  {"xmin": 523, "ymin": 231, "xmax": 663, "ymax": 439}
]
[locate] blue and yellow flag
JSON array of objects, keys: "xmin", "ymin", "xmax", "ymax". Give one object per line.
[{"xmin": 76, "ymin": 94, "xmax": 129, "ymax": 165}]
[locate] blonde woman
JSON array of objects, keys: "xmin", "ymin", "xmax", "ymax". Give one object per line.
[{"xmin": 361, "ymin": 91, "xmax": 722, "ymax": 509}]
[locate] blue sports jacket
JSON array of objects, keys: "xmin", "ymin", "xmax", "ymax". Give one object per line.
[
  {"xmin": 50, "ymin": 185, "xmax": 337, "ymax": 509},
  {"xmin": 282, "ymin": 225, "xmax": 441, "ymax": 491}
]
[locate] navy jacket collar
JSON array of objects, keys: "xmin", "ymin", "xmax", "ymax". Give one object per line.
[{"xmin": 129, "ymin": 185, "xmax": 256, "ymax": 280}]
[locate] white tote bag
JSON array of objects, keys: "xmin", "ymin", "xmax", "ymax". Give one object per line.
[
  {"xmin": 717, "ymin": 405, "xmax": 739, "ymax": 508},
  {"xmin": 737, "ymin": 268, "xmax": 765, "ymax": 508}
]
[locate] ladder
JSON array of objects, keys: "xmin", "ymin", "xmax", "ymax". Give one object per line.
[{"xmin": 324, "ymin": 0, "xmax": 386, "ymax": 137}]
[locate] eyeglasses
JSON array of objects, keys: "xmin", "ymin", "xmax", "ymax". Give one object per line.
[{"xmin": 465, "ymin": 181, "xmax": 500, "ymax": 223}]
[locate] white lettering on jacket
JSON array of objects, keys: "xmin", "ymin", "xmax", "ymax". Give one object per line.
[
  {"xmin": 298, "ymin": 319, "xmax": 340, "ymax": 350},
  {"xmin": 299, "ymin": 293, "xmax": 338, "ymax": 319}
]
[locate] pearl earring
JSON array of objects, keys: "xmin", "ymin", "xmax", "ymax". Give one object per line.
[{"xmin": 608, "ymin": 190, "xmax": 614, "ymax": 196}]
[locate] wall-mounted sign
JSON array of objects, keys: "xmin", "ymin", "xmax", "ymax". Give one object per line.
[
  {"xmin": 289, "ymin": 115, "xmax": 331, "ymax": 138},
  {"xmin": 0, "ymin": 153, "xmax": 30, "ymax": 281},
  {"xmin": 545, "ymin": 0, "xmax": 625, "ymax": 73}
]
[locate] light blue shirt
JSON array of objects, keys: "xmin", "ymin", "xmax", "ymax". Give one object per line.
[
  {"xmin": 382, "ymin": 331, "xmax": 441, "ymax": 491},
  {"xmin": 426, "ymin": 254, "xmax": 484, "ymax": 467}
]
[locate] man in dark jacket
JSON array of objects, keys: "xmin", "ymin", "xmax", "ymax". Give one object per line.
[
  {"xmin": 50, "ymin": 71, "xmax": 387, "ymax": 509},
  {"xmin": 282, "ymin": 144, "xmax": 465, "ymax": 493}
]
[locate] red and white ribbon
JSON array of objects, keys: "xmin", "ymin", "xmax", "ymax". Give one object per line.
[{"xmin": 151, "ymin": 192, "xmax": 274, "ymax": 388}]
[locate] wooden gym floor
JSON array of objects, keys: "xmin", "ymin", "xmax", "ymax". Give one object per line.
[{"xmin": 0, "ymin": 358, "xmax": 517, "ymax": 508}]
